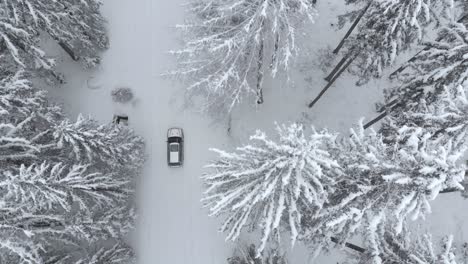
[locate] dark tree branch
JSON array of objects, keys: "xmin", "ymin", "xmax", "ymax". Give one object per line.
[
  {"xmin": 333, "ymin": 2, "xmax": 372, "ymax": 54},
  {"xmin": 330, "ymin": 236, "xmax": 366, "ymax": 253},
  {"xmin": 308, "ymin": 55, "xmax": 355, "ymax": 108},
  {"xmin": 58, "ymin": 41, "xmax": 79, "ymax": 61},
  {"xmin": 325, "ymin": 52, "xmax": 352, "ymax": 81},
  {"xmin": 256, "ymin": 34, "xmax": 265, "ymax": 105}
]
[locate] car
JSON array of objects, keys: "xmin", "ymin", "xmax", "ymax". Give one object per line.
[{"xmin": 167, "ymin": 127, "xmax": 184, "ymax": 167}]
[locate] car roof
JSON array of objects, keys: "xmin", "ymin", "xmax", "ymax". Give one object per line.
[
  {"xmin": 167, "ymin": 127, "xmax": 183, "ymax": 138},
  {"xmin": 169, "ymin": 143, "xmax": 180, "ymax": 163}
]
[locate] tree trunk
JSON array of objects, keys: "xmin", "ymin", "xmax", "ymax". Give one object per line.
[
  {"xmin": 333, "ymin": 2, "xmax": 372, "ymax": 54},
  {"xmin": 227, "ymin": 113, "xmax": 232, "ymax": 136},
  {"xmin": 256, "ymin": 24, "xmax": 265, "ymax": 105},
  {"xmin": 439, "ymin": 188, "xmax": 462, "ymax": 194},
  {"xmin": 270, "ymin": 32, "xmax": 279, "ymax": 72},
  {"xmin": 308, "ymin": 55, "xmax": 355, "ymax": 108},
  {"xmin": 325, "ymin": 52, "xmax": 351, "ymax": 81},
  {"xmin": 330, "ymin": 237, "xmax": 366, "ymax": 253},
  {"xmin": 363, "ymin": 112, "xmax": 388, "ymax": 129},
  {"xmin": 58, "ymin": 41, "xmax": 79, "ymax": 61}
]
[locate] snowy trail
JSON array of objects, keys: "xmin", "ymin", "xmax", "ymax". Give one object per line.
[{"xmin": 44, "ymin": 0, "xmax": 468, "ymax": 263}]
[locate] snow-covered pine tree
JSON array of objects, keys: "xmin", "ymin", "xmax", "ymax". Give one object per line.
[
  {"xmin": 346, "ymin": 223, "xmax": 461, "ymax": 264},
  {"xmin": 203, "ymin": 120, "xmax": 466, "ymax": 255},
  {"xmin": 337, "ymin": 0, "xmax": 452, "ymax": 85},
  {"xmin": 384, "ymin": 22, "xmax": 468, "ymax": 119},
  {"xmin": 0, "ymin": 0, "xmax": 108, "ymax": 82},
  {"xmin": 0, "ymin": 19, "xmax": 56, "ymax": 81},
  {"xmin": 302, "ymin": 122, "xmax": 466, "ymax": 255},
  {"xmin": 0, "ymin": 71, "xmax": 144, "ymax": 171},
  {"xmin": 0, "ymin": 71, "xmax": 62, "ymax": 170},
  {"xmin": 202, "ymin": 123, "xmax": 341, "ymax": 252},
  {"xmin": 0, "ymin": 205, "xmax": 136, "ymax": 263},
  {"xmin": 170, "ymin": 0, "xmax": 317, "ymax": 119},
  {"xmin": 46, "ymin": 240, "xmax": 136, "ymax": 264},
  {"xmin": 51, "ymin": 114, "xmax": 145, "ymax": 169},
  {"xmin": 228, "ymin": 244, "xmax": 287, "ymax": 264},
  {"xmin": 381, "ymin": 84, "xmax": 468, "ymax": 148},
  {"xmin": 0, "ymin": 162, "xmax": 132, "ymax": 214},
  {"xmin": 0, "ymin": 72, "xmax": 143, "ymax": 263}
]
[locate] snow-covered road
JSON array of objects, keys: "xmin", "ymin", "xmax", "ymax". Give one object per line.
[
  {"xmin": 44, "ymin": 0, "xmax": 468, "ymax": 263},
  {"xmin": 93, "ymin": 1, "xmax": 234, "ymax": 263}
]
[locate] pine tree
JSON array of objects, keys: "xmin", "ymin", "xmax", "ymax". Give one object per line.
[
  {"xmin": 47, "ymin": 241, "xmax": 136, "ymax": 264},
  {"xmin": 346, "ymin": 224, "xmax": 461, "ymax": 264},
  {"xmin": 0, "ymin": 206, "xmax": 136, "ymax": 263},
  {"xmin": 203, "ymin": 121, "xmax": 466, "ymax": 255},
  {"xmin": 0, "ymin": 162, "xmax": 132, "ymax": 214},
  {"xmin": 50, "ymin": 115, "xmax": 145, "ymax": 169},
  {"xmin": 337, "ymin": 0, "xmax": 452, "ymax": 85},
  {"xmin": 0, "ymin": 71, "xmax": 62, "ymax": 170},
  {"xmin": 202, "ymin": 123, "xmax": 341, "ymax": 252},
  {"xmin": 169, "ymin": 0, "xmax": 317, "ymax": 119},
  {"xmin": 303, "ymin": 122, "xmax": 465, "ymax": 254},
  {"xmin": 384, "ymin": 22, "xmax": 468, "ymax": 117},
  {"xmin": 0, "ymin": 71, "xmax": 144, "ymax": 263},
  {"xmin": 381, "ymin": 85, "xmax": 468, "ymax": 148},
  {"xmin": 0, "ymin": 71, "xmax": 145, "ymax": 171},
  {"xmin": 0, "ymin": 0, "xmax": 108, "ymax": 82},
  {"xmin": 0, "ymin": 20, "xmax": 55, "ymax": 77}
]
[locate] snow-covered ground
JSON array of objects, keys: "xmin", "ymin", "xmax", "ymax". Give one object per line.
[{"xmin": 45, "ymin": 0, "xmax": 468, "ymax": 263}]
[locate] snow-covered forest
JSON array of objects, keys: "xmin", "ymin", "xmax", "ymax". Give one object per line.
[{"xmin": 3, "ymin": 0, "xmax": 468, "ymax": 263}]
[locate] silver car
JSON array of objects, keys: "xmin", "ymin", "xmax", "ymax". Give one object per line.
[{"xmin": 167, "ymin": 128, "xmax": 184, "ymax": 167}]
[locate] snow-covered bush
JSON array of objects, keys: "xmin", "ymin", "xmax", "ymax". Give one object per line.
[
  {"xmin": 337, "ymin": 0, "xmax": 452, "ymax": 85},
  {"xmin": 203, "ymin": 123, "xmax": 340, "ymax": 252},
  {"xmin": 111, "ymin": 87, "xmax": 135, "ymax": 103},
  {"xmin": 170, "ymin": 0, "xmax": 317, "ymax": 119}
]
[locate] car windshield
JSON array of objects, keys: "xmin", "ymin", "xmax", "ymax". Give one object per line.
[{"xmin": 170, "ymin": 144, "xmax": 179, "ymax": 152}]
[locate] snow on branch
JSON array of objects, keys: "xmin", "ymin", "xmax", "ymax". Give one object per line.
[
  {"xmin": 303, "ymin": 123, "xmax": 466, "ymax": 252},
  {"xmin": 382, "ymin": 84, "xmax": 468, "ymax": 148},
  {"xmin": 51, "ymin": 114, "xmax": 145, "ymax": 168},
  {"xmin": 0, "ymin": 0, "xmax": 108, "ymax": 69},
  {"xmin": 385, "ymin": 22, "xmax": 468, "ymax": 114},
  {"xmin": 346, "ymin": 222, "xmax": 461, "ymax": 264},
  {"xmin": 340, "ymin": 0, "xmax": 453, "ymax": 85},
  {"xmin": 0, "ymin": 162, "xmax": 132, "ymax": 214},
  {"xmin": 47, "ymin": 240, "xmax": 136, "ymax": 264},
  {"xmin": 203, "ymin": 120, "xmax": 466, "ymax": 255},
  {"xmin": 170, "ymin": 0, "xmax": 317, "ymax": 118},
  {"xmin": 202, "ymin": 123, "xmax": 340, "ymax": 253}
]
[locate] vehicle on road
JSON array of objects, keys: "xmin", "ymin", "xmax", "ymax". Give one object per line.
[{"xmin": 167, "ymin": 127, "xmax": 184, "ymax": 167}]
